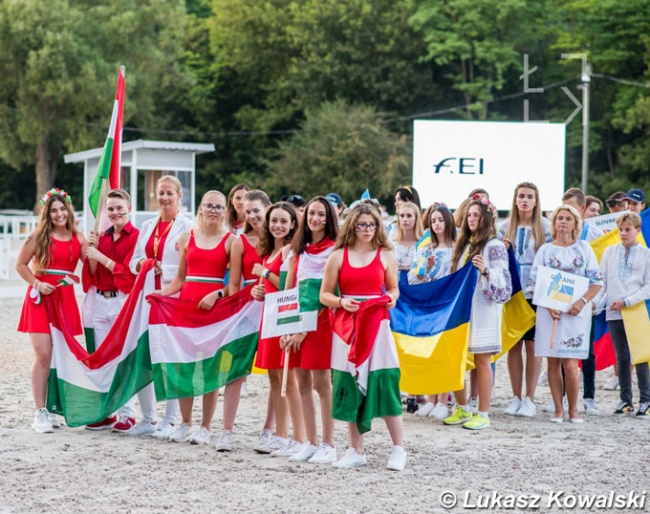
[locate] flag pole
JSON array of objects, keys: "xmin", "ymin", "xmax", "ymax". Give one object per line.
[{"xmin": 92, "ymin": 178, "xmax": 109, "ymax": 236}]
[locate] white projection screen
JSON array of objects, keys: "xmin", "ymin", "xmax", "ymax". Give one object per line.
[{"xmin": 412, "ymin": 120, "xmax": 566, "ymax": 212}]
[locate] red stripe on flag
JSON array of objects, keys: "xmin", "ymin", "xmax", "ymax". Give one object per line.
[
  {"xmin": 278, "ymin": 303, "xmax": 298, "ymax": 313},
  {"xmin": 110, "ymin": 68, "xmax": 125, "ymax": 189}
]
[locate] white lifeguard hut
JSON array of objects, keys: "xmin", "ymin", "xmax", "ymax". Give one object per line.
[{"xmin": 64, "ymin": 139, "xmax": 215, "ymax": 234}]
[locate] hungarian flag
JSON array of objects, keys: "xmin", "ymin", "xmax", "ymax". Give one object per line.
[
  {"xmin": 148, "ymin": 290, "xmax": 262, "ymax": 399},
  {"xmin": 296, "ymin": 238, "xmax": 335, "ymax": 314},
  {"xmin": 331, "ymin": 296, "xmax": 402, "ymax": 434},
  {"xmin": 46, "ymin": 260, "xmax": 155, "ymax": 427},
  {"xmin": 88, "ymin": 67, "xmax": 125, "ymax": 225}
]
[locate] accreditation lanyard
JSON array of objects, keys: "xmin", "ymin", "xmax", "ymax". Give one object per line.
[{"xmin": 153, "ymin": 217, "xmax": 175, "ymax": 260}]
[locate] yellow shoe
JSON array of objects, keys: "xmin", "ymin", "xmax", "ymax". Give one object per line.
[
  {"xmin": 443, "ymin": 406, "xmax": 473, "ymax": 425},
  {"xmin": 462, "ymin": 414, "xmax": 491, "ymax": 430}
]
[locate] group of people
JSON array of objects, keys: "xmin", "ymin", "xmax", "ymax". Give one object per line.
[{"xmin": 15, "ymin": 178, "xmax": 650, "ymax": 473}]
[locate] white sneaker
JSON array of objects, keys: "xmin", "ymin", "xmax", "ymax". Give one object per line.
[
  {"xmin": 332, "ymin": 448, "xmax": 367, "ymax": 469},
  {"xmin": 516, "ymin": 397, "xmax": 536, "ymax": 417},
  {"xmin": 49, "ymin": 413, "xmax": 64, "ymax": 429},
  {"xmin": 169, "ymin": 422, "xmax": 193, "ymax": 443},
  {"xmin": 33, "ymin": 408, "xmax": 53, "ymax": 433},
  {"xmin": 537, "ymin": 371, "xmax": 548, "ymax": 386},
  {"xmin": 216, "ymin": 430, "xmax": 234, "ymax": 452},
  {"xmin": 308, "ymin": 443, "xmax": 337, "ymax": 464},
  {"xmin": 189, "ymin": 427, "xmax": 211, "ymax": 445},
  {"xmin": 417, "ymin": 402, "xmax": 434, "ymax": 417},
  {"xmin": 271, "ymin": 439, "xmax": 303, "ymax": 457},
  {"xmin": 469, "ymin": 397, "xmax": 478, "ymax": 414},
  {"xmin": 431, "ymin": 403, "xmax": 448, "ymax": 420},
  {"xmin": 504, "ymin": 396, "xmax": 522, "ymax": 416},
  {"xmin": 288, "ymin": 443, "xmax": 318, "ymax": 462},
  {"xmin": 258, "ymin": 428, "xmax": 272, "ymax": 446},
  {"xmin": 127, "ymin": 420, "xmax": 157, "ymax": 437},
  {"xmin": 584, "ymin": 398, "xmax": 600, "ymax": 415},
  {"xmin": 603, "ymin": 376, "xmax": 619, "ymax": 390},
  {"xmin": 240, "ymin": 382, "xmax": 250, "ymax": 398},
  {"xmin": 150, "ymin": 421, "xmax": 176, "ymax": 439},
  {"xmin": 386, "ymin": 445, "xmax": 407, "ymax": 471},
  {"xmin": 255, "ymin": 436, "xmax": 289, "ymax": 454}
]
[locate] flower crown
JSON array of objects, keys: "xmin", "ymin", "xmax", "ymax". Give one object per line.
[
  {"xmin": 471, "ymin": 194, "xmax": 497, "ymax": 218},
  {"xmin": 40, "ymin": 188, "xmax": 72, "ymax": 207}
]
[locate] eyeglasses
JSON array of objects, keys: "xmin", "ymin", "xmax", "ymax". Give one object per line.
[
  {"xmin": 203, "ymin": 203, "xmax": 225, "ymax": 213},
  {"xmin": 355, "ymin": 222, "xmax": 379, "ymax": 232}
]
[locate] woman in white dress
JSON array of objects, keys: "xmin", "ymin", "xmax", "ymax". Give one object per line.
[
  {"xmin": 444, "ymin": 195, "xmax": 512, "ymax": 430},
  {"xmin": 526, "ymin": 205, "xmax": 603, "ymax": 423},
  {"xmin": 498, "ymin": 182, "xmax": 551, "ymax": 418},
  {"xmin": 391, "ymin": 201, "xmax": 423, "ymax": 284}
]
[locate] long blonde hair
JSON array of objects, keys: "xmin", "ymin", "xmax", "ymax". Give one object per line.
[
  {"xmin": 505, "ymin": 182, "xmax": 546, "ymax": 253},
  {"xmin": 195, "ymin": 190, "xmax": 226, "ymax": 231},
  {"xmin": 335, "ymin": 202, "xmax": 392, "ymax": 251},
  {"xmin": 394, "ymin": 201, "xmax": 424, "ymax": 242},
  {"xmin": 34, "ymin": 194, "xmax": 79, "ymax": 273}
]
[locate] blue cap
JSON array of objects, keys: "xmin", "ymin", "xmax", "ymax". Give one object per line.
[
  {"xmin": 325, "ymin": 193, "xmax": 344, "ymax": 208},
  {"xmin": 624, "ymin": 189, "xmax": 646, "ymax": 204}
]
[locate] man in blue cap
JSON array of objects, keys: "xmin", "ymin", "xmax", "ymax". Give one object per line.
[
  {"xmin": 624, "ymin": 189, "xmax": 646, "ymax": 214},
  {"xmin": 325, "ymin": 193, "xmax": 345, "ymax": 217}
]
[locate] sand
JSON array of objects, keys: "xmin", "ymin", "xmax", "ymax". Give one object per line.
[{"xmin": 0, "ymin": 282, "xmax": 648, "ymax": 514}]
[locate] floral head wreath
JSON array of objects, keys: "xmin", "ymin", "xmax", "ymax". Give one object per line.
[
  {"xmin": 471, "ymin": 194, "xmax": 497, "ymax": 218},
  {"xmin": 40, "ymin": 188, "xmax": 72, "ymax": 208}
]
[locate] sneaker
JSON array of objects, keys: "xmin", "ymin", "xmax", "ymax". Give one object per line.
[
  {"xmin": 416, "ymin": 402, "xmax": 434, "ymax": 417},
  {"xmin": 216, "ymin": 430, "xmax": 234, "ymax": 452},
  {"xmin": 405, "ymin": 397, "xmax": 419, "ymax": 413},
  {"xmin": 504, "ymin": 396, "xmax": 522, "ymax": 416},
  {"xmin": 112, "ymin": 416, "xmax": 136, "ymax": 433},
  {"xmin": 431, "ymin": 403, "xmax": 448, "ymax": 420},
  {"xmin": 258, "ymin": 428, "xmax": 272, "ymax": 446},
  {"xmin": 603, "ymin": 376, "xmax": 619, "ymax": 390},
  {"xmin": 443, "ymin": 406, "xmax": 473, "ymax": 426},
  {"xmin": 288, "ymin": 443, "xmax": 318, "ymax": 462},
  {"xmin": 332, "ymin": 448, "xmax": 367, "ymax": 469},
  {"xmin": 584, "ymin": 398, "xmax": 600, "ymax": 416},
  {"xmin": 85, "ymin": 416, "xmax": 117, "ymax": 431},
  {"xmin": 308, "ymin": 443, "xmax": 337, "ymax": 464},
  {"xmin": 537, "ymin": 370, "xmax": 548, "ymax": 386},
  {"xmin": 462, "ymin": 414, "xmax": 491, "ymax": 430},
  {"xmin": 386, "ymin": 445, "xmax": 407, "ymax": 471},
  {"xmin": 516, "ymin": 397, "xmax": 537, "ymax": 418},
  {"xmin": 240, "ymin": 382, "xmax": 250, "ymax": 398},
  {"xmin": 49, "ymin": 413, "xmax": 64, "ymax": 429},
  {"xmin": 613, "ymin": 402, "xmax": 634, "ymax": 415},
  {"xmin": 189, "ymin": 427, "xmax": 211, "ymax": 445},
  {"xmin": 270, "ymin": 439, "xmax": 301, "ymax": 457},
  {"xmin": 33, "ymin": 408, "xmax": 53, "ymax": 433},
  {"xmin": 635, "ymin": 402, "xmax": 650, "ymax": 419},
  {"xmin": 255, "ymin": 436, "xmax": 289, "ymax": 454},
  {"xmin": 150, "ymin": 421, "xmax": 175, "ymax": 439},
  {"xmin": 469, "ymin": 397, "xmax": 478, "ymax": 414},
  {"xmin": 127, "ymin": 420, "xmax": 157, "ymax": 437},
  {"xmin": 169, "ymin": 422, "xmax": 193, "ymax": 443}
]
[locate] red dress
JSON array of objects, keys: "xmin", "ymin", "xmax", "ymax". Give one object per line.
[
  {"xmin": 179, "ymin": 231, "xmax": 229, "ymax": 303},
  {"xmin": 18, "ymin": 236, "xmax": 83, "ymax": 335},
  {"xmin": 255, "ymin": 251, "xmax": 300, "ymax": 369},
  {"xmin": 339, "ymin": 247, "xmax": 385, "ymax": 297},
  {"xmin": 240, "ymin": 234, "xmax": 261, "ymax": 286}
]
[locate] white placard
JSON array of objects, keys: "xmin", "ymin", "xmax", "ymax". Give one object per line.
[
  {"xmin": 532, "ymin": 266, "xmax": 590, "ymax": 312},
  {"xmin": 412, "ymin": 120, "xmax": 566, "ymax": 211},
  {"xmin": 261, "ymin": 287, "xmax": 318, "ymax": 338},
  {"xmin": 584, "ymin": 210, "xmax": 629, "ymax": 233}
]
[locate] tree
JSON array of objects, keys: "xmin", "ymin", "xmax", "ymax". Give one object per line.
[
  {"xmin": 0, "ymin": 0, "xmax": 188, "ymax": 210},
  {"xmin": 263, "ymin": 100, "xmax": 411, "ymax": 204}
]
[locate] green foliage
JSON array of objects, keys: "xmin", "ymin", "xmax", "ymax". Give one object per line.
[{"xmin": 263, "ymin": 101, "xmax": 411, "ymax": 205}]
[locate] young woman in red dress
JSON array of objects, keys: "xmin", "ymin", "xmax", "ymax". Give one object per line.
[
  {"xmin": 280, "ymin": 196, "xmax": 339, "ymax": 464},
  {"xmin": 226, "ymin": 183, "xmax": 250, "ymax": 235},
  {"xmin": 157, "ymin": 190, "xmax": 233, "ymax": 445},
  {"xmin": 16, "ymin": 188, "xmax": 87, "ymax": 433}
]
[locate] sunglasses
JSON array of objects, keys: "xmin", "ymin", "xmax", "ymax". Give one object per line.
[
  {"xmin": 203, "ymin": 203, "xmax": 225, "ymax": 213},
  {"xmin": 355, "ymin": 222, "xmax": 379, "ymax": 232}
]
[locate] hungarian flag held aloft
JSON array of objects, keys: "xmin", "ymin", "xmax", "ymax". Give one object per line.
[
  {"xmin": 147, "ymin": 290, "xmax": 263, "ymax": 400},
  {"xmin": 331, "ymin": 296, "xmax": 402, "ymax": 434},
  {"xmin": 88, "ymin": 67, "xmax": 125, "ymax": 224}
]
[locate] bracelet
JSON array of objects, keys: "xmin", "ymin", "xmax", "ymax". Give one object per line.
[
  {"xmin": 338, "ymin": 297, "xmax": 343, "ymax": 307},
  {"xmin": 105, "ymin": 258, "xmax": 112, "ymax": 268},
  {"xmin": 580, "ymin": 296, "xmax": 588, "ymax": 304},
  {"xmin": 262, "ymin": 269, "xmax": 271, "ymax": 279}
]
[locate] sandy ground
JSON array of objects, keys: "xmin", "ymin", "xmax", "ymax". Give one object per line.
[{"xmin": 1, "ymin": 280, "xmax": 648, "ymax": 514}]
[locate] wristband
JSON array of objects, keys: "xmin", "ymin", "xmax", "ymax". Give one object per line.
[
  {"xmin": 105, "ymin": 258, "xmax": 112, "ymax": 268},
  {"xmin": 217, "ymin": 289, "xmax": 225, "ymax": 299},
  {"xmin": 262, "ymin": 269, "xmax": 271, "ymax": 279},
  {"xmin": 481, "ymin": 267, "xmax": 489, "ymax": 277},
  {"xmin": 580, "ymin": 296, "xmax": 588, "ymax": 305}
]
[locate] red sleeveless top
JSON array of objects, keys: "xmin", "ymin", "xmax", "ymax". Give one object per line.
[
  {"xmin": 179, "ymin": 231, "xmax": 229, "ymax": 303},
  {"xmin": 240, "ymin": 234, "xmax": 262, "ymax": 285},
  {"xmin": 339, "ymin": 247, "xmax": 385, "ymax": 297},
  {"xmin": 262, "ymin": 251, "xmax": 284, "ymax": 293}
]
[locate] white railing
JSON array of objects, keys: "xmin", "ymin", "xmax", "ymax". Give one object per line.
[{"xmin": 0, "ymin": 214, "xmax": 39, "ymax": 279}]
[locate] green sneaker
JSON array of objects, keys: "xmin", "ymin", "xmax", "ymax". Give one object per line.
[
  {"xmin": 462, "ymin": 414, "xmax": 491, "ymax": 430},
  {"xmin": 443, "ymin": 406, "xmax": 473, "ymax": 426}
]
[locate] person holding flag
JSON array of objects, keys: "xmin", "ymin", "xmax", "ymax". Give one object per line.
[
  {"xmin": 280, "ymin": 196, "xmax": 340, "ymax": 464},
  {"xmin": 320, "ymin": 201, "xmax": 406, "ymax": 471},
  {"xmin": 16, "ymin": 189, "xmax": 88, "ymax": 433},
  {"xmin": 80, "ymin": 188, "xmax": 140, "ymax": 431},
  {"xmin": 127, "ymin": 175, "xmax": 193, "ymax": 438}
]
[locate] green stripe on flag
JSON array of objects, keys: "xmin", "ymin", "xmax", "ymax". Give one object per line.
[
  {"xmin": 88, "ymin": 137, "xmax": 114, "ymax": 217},
  {"xmin": 277, "ymin": 315, "xmax": 302, "ymax": 325},
  {"xmin": 357, "ymin": 367, "xmax": 402, "ymax": 434},
  {"xmin": 299, "ymin": 278, "xmax": 325, "ymax": 312}
]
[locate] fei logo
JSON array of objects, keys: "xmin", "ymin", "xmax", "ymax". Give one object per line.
[{"xmin": 433, "ymin": 157, "xmax": 485, "ymax": 175}]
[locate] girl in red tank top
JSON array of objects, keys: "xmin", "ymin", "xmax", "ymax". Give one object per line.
[
  {"xmin": 280, "ymin": 196, "xmax": 340, "ymax": 463},
  {"xmin": 157, "ymin": 190, "xmax": 233, "ymax": 444},
  {"xmin": 250, "ymin": 201, "xmax": 307, "ymax": 453},
  {"xmin": 15, "ymin": 189, "xmax": 87, "ymax": 434},
  {"xmin": 320, "ymin": 201, "xmax": 407, "ymax": 471}
]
